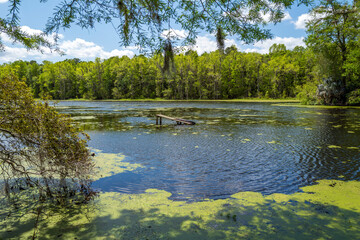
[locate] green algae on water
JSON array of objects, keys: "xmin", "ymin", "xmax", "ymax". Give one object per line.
[
  {"xmin": 1, "ymin": 180, "xmax": 360, "ymax": 239},
  {"xmin": 71, "ymin": 116, "xmax": 97, "ymax": 120},
  {"xmin": 328, "ymin": 145, "xmax": 342, "ymax": 149},
  {"xmin": 92, "ymin": 149, "xmax": 144, "ymax": 180}
]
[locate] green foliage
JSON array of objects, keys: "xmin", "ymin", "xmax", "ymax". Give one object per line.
[
  {"xmin": 269, "ymin": 43, "xmax": 287, "ymax": 55},
  {"xmin": 0, "ymin": 73, "xmax": 95, "ymax": 203},
  {"xmin": 305, "ymin": 0, "xmax": 360, "ymax": 105},
  {"xmin": 344, "ymin": 38, "xmax": 360, "ymax": 91},
  {"xmin": 347, "ymin": 89, "xmax": 360, "ymax": 105},
  {"xmin": 0, "ymin": 45, "xmax": 318, "ymax": 101},
  {"xmin": 296, "ymin": 81, "xmax": 318, "ymax": 105}
]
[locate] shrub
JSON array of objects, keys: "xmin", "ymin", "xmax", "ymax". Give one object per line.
[
  {"xmin": 347, "ymin": 89, "xmax": 360, "ymax": 105},
  {"xmin": 296, "ymin": 81, "xmax": 318, "ymax": 105}
]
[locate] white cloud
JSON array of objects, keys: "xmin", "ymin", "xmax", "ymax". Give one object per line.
[
  {"xmin": 243, "ymin": 36, "xmax": 305, "ymax": 54},
  {"xmin": 0, "ymin": 30, "xmax": 135, "ymax": 63},
  {"xmin": 261, "ymin": 12, "xmax": 272, "ymax": 23},
  {"xmin": 0, "ymin": 26, "xmax": 63, "ymax": 45},
  {"xmin": 20, "ymin": 26, "xmax": 45, "ymax": 36},
  {"xmin": 0, "ymin": 46, "xmax": 56, "ymax": 62},
  {"xmin": 0, "ymin": 32, "xmax": 12, "ymax": 43},
  {"xmin": 124, "ymin": 45, "xmax": 141, "ymax": 50},
  {"xmin": 190, "ymin": 36, "xmax": 218, "ymax": 54},
  {"xmin": 0, "ymin": 47, "xmax": 27, "ymax": 62},
  {"xmin": 292, "ymin": 13, "xmax": 311, "ymax": 29},
  {"xmin": 293, "ymin": 11, "xmax": 329, "ymax": 30},
  {"xmin": 0, "ymin": 0, "xmax": 8, "ymax": 3},
  {"xmin": 282, "ymin": 12, "xmax": 292, "ymax": 21},
  {"xmin": 21, "ymin": 26, "xmax": 64, "ymax": 44},
  {"xmin": 161, "ymin": 29, "xmax": 187, "ymax": 40},
  {"xmin": 262, "ymin": 11, "xmax": 292, "ymax": 22},
  {"xmin": 60, "ymin": 38, "xmax": 134, "ymax": 59},
  {"xmin": 187, "ymin": 36, "xmax": 238, "ymax": 54}
]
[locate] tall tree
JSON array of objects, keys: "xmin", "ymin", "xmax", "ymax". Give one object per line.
[{"xmin": 305, "ymin": 0, "xmax": 360, "ymax": 104}]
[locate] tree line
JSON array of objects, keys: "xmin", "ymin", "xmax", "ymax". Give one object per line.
[{"xmin": 0, "ymin": 44, "xmax": 321, "ymax": 101}]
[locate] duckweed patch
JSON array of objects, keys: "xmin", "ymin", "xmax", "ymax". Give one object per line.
[
  {"xmin": 71, "ymin": 115, "xmax": 97, "ymax": 120},
  {"xmin": 1, "ymin": 180, "xmax": 359, "ymax": 239},
  {"xmin": 92, "ymin": 149, "xmax": 144, "ymax": 180},
  {"xmin": 328, "ymin": 145, "xmax": 342, "ymax": 149}
]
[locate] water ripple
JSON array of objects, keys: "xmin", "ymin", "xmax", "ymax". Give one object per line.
[{"xmin": 56, "ymin": 101, "xmax": 360, "ymax": 200}]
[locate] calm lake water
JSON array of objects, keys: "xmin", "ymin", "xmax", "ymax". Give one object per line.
[{"xmin": 56, "ymin": 101, "xmax": 360, "ymax": 201}]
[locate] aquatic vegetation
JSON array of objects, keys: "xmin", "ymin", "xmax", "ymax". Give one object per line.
[
  {"xmin": 328, "ymin": 145, "xmax": 342, "ymax": 149},
  {"xmin": 92, "ymin": 150, "xmax": 144, "ymax": 180},
  {"xmin": 1, "ymin": 180, "xmax": 359, "ymax": 239},
  {"xmin": 23, "ymin": 101, "xmax": 360, "ymax": 239},
  {"xmin": 71, "ymin": 116, "xmax": 97, "ymax": 120}
]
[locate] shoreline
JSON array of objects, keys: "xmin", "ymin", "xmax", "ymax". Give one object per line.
[
  {"xmin": 46, "ymin": 98, "xmax": 300, "ymax": 103},
  {"xmin": 46, "ymin": 99, "xmax": 360, "ymax": 108}
]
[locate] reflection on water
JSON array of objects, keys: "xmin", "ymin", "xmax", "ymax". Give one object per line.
[{"xmin": 56, "ymin": 101, "xmax": 360, "ymax": 200}]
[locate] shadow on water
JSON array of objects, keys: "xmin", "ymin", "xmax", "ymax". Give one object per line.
[
  {"xmin": 1, "ymin": 195, "xmax": 360, "ymax": 239},
  {"xmin": 75, "ymin": 203, "xmax": 359, "ymax": 240},
  {"xmin": 1, "ymin": 180, "xmax": 360, "ymax": 239}
]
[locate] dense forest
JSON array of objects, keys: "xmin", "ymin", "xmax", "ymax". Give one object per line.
[
  {"xmin": 0, "ymin": 44, "xmax": 325, "ymax": 101},
  {"xmin": 1, "ymin": 42, "xmax": 359, "ymax": 105}
]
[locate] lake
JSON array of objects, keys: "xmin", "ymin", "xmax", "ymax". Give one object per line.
[{"xmin": 55, "ymin": 101, "xmax": 360, "ymax": 201}]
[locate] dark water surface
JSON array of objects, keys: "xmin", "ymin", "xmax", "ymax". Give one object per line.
[{"xmin": 56, "ymin": 101, "xmax": 360, "ymax": 200}]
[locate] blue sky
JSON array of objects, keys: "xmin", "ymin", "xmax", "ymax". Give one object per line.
[{"xmin": 0, "ymin": 0, "xmax": 314, "ymax": 63}]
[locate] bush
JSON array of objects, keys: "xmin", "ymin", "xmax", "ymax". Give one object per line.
[
  {"xmin": 296, "ymin": 81, "xmax": 318, "ymax": 105},
  {"xmin": 347, "ymin": 89, "xmax": 360, "ymax": 105}
]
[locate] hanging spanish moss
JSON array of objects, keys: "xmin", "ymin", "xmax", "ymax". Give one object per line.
[
  {"xmin": 117, "ymin": 0, "xmax": 125, "ymax": 11},
  {"xmin": 163, "ymin": 38, "xmax": 175, "ymax": 73},
  {"xmin": 216, "ymin": 27, "xmax": 225, "ymax": 54},
  {"xmin": 117, "ymin": 1, "xmax": 130, "ymax": 42}
]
